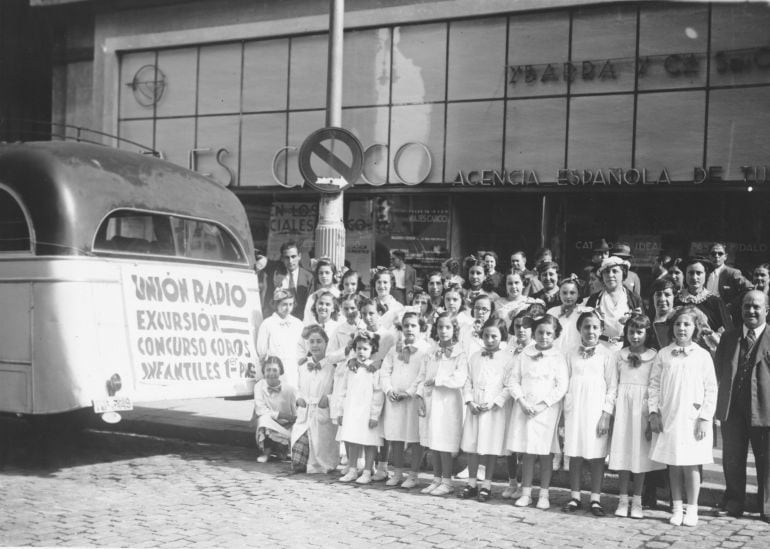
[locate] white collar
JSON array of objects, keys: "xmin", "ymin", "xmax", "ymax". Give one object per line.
[{"xmin": 744, "ymin": 323, "xmax": 766, "ymax": 337}]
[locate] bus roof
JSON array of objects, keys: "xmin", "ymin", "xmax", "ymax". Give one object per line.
[{"xmin": 0, "ymin": 141, "xmax": 254, "ymax": 261}]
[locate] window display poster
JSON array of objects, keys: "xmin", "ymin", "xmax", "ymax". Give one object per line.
[
  {"xmin": 346, "ymin": 200, "xmax": 374, "ymax": 287},
  {"xmin": 617, "ymin": 234, "xmax": 662, "ymax": 268},
  {"xmin": 266, "ymin": 202, "xmax": 317, "ymax": 267},
  {"xmin": 374, "ymin": 195, "xmax": 450, "ymax": 277}
]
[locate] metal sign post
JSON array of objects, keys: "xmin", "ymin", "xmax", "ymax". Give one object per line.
[{"xmin": 313, "ymin": 0, "xmax": 347, "ymax": 270}]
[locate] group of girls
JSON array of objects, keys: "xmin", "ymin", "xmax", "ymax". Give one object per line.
[{"xmin": 253, "ymin": 259, "xmax": 717, "ymax": 528}]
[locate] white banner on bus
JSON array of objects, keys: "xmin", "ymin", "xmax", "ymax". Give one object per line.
[{"xmin": 122, "ymin": 266, "xmax": 258, "ymax": 389}]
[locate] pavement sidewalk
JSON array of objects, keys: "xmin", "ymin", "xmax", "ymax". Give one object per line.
[{"xmin": 103, "ymin": 396, "xmax": 758, "ymax": 509}]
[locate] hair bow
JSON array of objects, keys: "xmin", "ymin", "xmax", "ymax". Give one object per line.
[
  {"xmin": 267, "ymin": 384, "xmax": 282, "ymax": 394},
  {"xmin": 627, "ymin": 353, "xmax": 641, "ymax": 368},
  {"xmin": 579, "ymin": 346, "xmax": 596, "ymax": 359},
  {"xmin": 481, "ymin": 349, "xmax": 498, "ymax": 358},
  {"xmin": 672, "ymin": 347, "xmax": 691, "ymax": 357}
]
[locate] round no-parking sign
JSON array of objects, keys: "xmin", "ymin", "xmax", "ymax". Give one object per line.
[{"xmin": 298, "ymin": 127, "xmax": 364, "ymax": 193}]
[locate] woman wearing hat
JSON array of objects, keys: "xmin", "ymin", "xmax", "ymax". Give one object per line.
[
  {"xmin": 673, "ymin": 257, "xmax": 732, "ymax": 351},
  {"xmin": 585, "ymin": 257, "xmax": 644, "ymax": 351},
  {"xmin": 610, "ymin": 242, "xmax": 642, "ymax": 296},
  {"xmin": 581, "ymin": 238, "xmax": 611, "ymax": 298}
]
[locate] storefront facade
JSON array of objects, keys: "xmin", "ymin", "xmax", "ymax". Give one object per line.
[{"xmin": 47, "ymin": 0, "xmax": 770, "ymax": 288}]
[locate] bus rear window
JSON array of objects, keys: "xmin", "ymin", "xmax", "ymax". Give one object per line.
[{"xmin": 93, "ymin": 210, "xmax": 246, "ymax": 265}]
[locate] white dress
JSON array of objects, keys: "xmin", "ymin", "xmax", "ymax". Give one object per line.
[
  {"xmin": 417, "ymin": 343, "xmax": 468, "ymax": 451},
  {"xmin": 608, "ymin": 349, "xmax": 666, "ymax": 473},
  {"xmin": 374, "ymin": 294, "xmax": 405, "ymax": 331},
  {"xmin": 506, "ymin": 346, "xmax": 568, "ymax": 456},
  {"xmin": 563, "ymin": 344, "xmax": 617, "ymax": 459},
  {"xmin": 301, "ymin": 318, "xmax": 341, "ymax": 355},
  {"xmin": 256, "ymin": 312, "xmax": 305, "ymax": 388},
  {"xmin": 332, "ymin": 360, "xmax": 385, "ymax": 447},
  {"xmin": 381, "ymin": 340, "xmax": 430, "ymax": 443},
  {"xmin": 546, "ymin": 304, "xmax": 593, "ymax": 354},
  {"xmin": 290, "ymin": 357, "xmax": 338, "ymax": 473},
  {"xmin": 648, "ymin": 343, "xmax": 717, "ymax": 466},
  {"xmin": 460, "ymin": 348, "xmax": 513, "ymax": 456}
]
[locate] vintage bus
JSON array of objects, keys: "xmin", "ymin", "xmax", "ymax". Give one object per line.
[{"xmin": 0, "ymin": 142, "xmax": 262, "ymax": 422}]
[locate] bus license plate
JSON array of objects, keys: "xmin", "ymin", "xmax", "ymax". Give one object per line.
[{"xmin": 92, "ymin": 397, "xmax": 133, "ymax": 414}]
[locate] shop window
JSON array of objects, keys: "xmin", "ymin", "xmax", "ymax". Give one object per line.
[
  {"xmin": 570, "ymin": 5, "xmax": 637, "ymax": 95},
  {"xmin": 94, "ymin": 210, "xmax": 246, "ymax": 265},
  {"xmin": 240, "ymin": 113, "xmax": 287, "ymax": 187},
  {"xmin": 505, "ymin": 97, "xmax": 567, "ymax": 180},
  {"xmin": 707, "ymin": 87, "xmax": 770, "ymax": 181},
  {"xmin": 637, "ymin": 4, "xmax": 708, "ymax": 91},
  {"xmin": 289, "ymin": 34, "xmax": 328, "ymax": 110},
  {"xmin": 447, "ymin": 18, "xmax": 507, "ymax": 101},
  {"xmin": 445, "ymin": 100, "xmax": 504, "ymax": 178},
  {"xmin": 343, "ymin": 28, "xmax": 392, "ymax": 108},
  {"xmin": 196, "ymin": 115, "xmax": 240, "ymax": 187},
  {"xmin": 567, "ymin": 95, "xmax": 633, "ymax": 168},
  {"xmin": 710, "ymin": 3, "xmax": 770, "ymax": 87},
  {"xmin": 156, "ymin": 48, "xmax": 197, "ymax": 117},
  {"xmin": 392, "ymin": 23, "xmax": 447, "ymax": 104},
  {"xmin": 155, "ymin": 117, "xmax": 195, "ymax": 168},
  {"xmin": 118, "ymin": 120, "xmax": 153, "ymax": 153},
  {"xmin": 341, "ymin": 106, "xmax": 389, "ymax": 185},
  {"xmin": 198, "ymin": 43, "xmax": 242, "ymax": 115},
  {"xmin": 243, "ymin": 39, "xmax": 289, "ymax": 113},
  {"xmin": 390, "ymin": 104, "xmax": 445, "ymax": 184},
  {"xmin": 119, "ymin": 51, "xmax": 157, "ymax": 120},
  {"xmin": 635, "ymin": 91, "xmax": 705, "ymax": 181},
  {"xmin": 0, "ymin": 188, "xmax": 31, "ymax": 252},
  {"xmin": 507, "ymin": 12, "xmax": 570, "ymax": 98}
]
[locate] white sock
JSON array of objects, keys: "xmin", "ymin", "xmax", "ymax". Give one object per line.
[
  {"xmin": 672, "ymin": 500, "xmax": 683, "ymax": 512},
  {"xmin": 686, "ymin": 504, "xmax": 698, "ymax": 514},
  {"xmin": 481, "ymin": 480, "xmax": 492, "ymax": 489},
  {"xmin": 468, "ymin": 478, "xmax": 478, "ymax": 488},
  {"xmin": 441, "ymin": 477, "xmax": 452, "ymax": 485},
  {"xmin": 377, "ymin": 462, "xmax": 388, "ymax": 472},
  {"xmin": 631, "ymin": 495, "xmax": 642, "ymax": 506},
  {"xmin": 590, "ymin": 492, "xmax": 601, "ymax": 503},
  {"xmin": 539, "ymin": 488, "xmax": 549, "ymax": 498},
  {"xmin": 618, "ymin": 494, "xmax": 629, "ymax": 504},
  {"xmin": 431, "ymin": 476, "xmax": 440, "ymax": 484},
  {"xmin": 571, "ymin": 491, "xmax": 581, "ymax": 500},
  {"xmin": 521, "ymin": 487, "xmax": 532, "ymax": 497}
]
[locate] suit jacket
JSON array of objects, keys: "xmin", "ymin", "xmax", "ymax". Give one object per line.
[
  {"xmin": 715, "ymin": 325, "xmax": 770, "ymax": 426},
  {"xmin": 268, "ymin": 266, "xmax": 313, "ymax": 319},
  {"xmin": 623, "ymin": 270, "xmax": 642, "ymax": 296}
]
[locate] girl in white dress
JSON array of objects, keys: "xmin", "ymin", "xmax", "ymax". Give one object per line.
[
  {"xmin": 562, "ymin": 310, "xmax": 617, "ymax": 517},
  {"xmin": 256, "ymin": 288, "xmax": 305, "ymax": 389},
  {"xmin": 506, "ymin": 314, "xmax": 568, "ymax": 510},
  {"xmin": 303, "ymin": 258, "xmax": 341, "ymax": 323},
  {"xmin": 495, "ymin": 272, "xmax": 543, "ymax": 332},
  {"xmin": 609, "ymin": 314, "xmax": 665, "ymax": 519},
  {"xmin": 547, "ymin": 276, "xmax": 591, "ymax": 353},
  {"xmin": 291, "ymin": 326, "xmax": 338, "ymax": 474},
  {"xmin": 459, "ymin": 317, "xmax": 514, "ymax": 503},
  {"xmin": 459, "ymin": 294, "xmax": 497, "ymax": 357},
  {"xmin": 381, "ymin": 312, "xmax": 430, "ymax": 489},
  {"xmin": 649, "ymin": 306, "xmax": 717, "ymax": 527},
  {"xmin": 333, "ymin": 332, "xmax": 385, "ymax": 484},
  {"xmin": 372, "ymin": 269, "xmax": 404, "ymax": 331},
  {"xmin": 443, "ymin": 283, "xmax": 474, "ymax": 333},
  {"xmin": 463, "ymin": 260, "xmax": 499, "ymax": 310},
  {"xmin": 303, "ymin": 291, "xmax": 340, "ymax": 350},
  {"xmin": 417, "ymin": 312, "xmax": 469, "ymax": 496}
]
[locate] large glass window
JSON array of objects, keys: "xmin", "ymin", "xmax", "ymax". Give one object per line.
[
  {"xmin": 0, "ymin": 187, "xmax": 31, "ymax": 252},
  {"xmin": 447, "ymin": 18, "xmax": 507, "ymax": 101},
  {"xmin": 567, "ymin": 95, "xmax": 634, "ymax": 168},
  {"xmin": 94, "ymin": 210, "xmax": 246, "ymax": 265},
  {"xmin": 506, "ymin": 97, "xmax": 567, "ymax": 179},
  {"xmin": 507, "ymin": 12, "xmax": 570, "ymax": 98},
  {"xmin": 391, "ymin": 23, "xmax": 446, "ymax": 104}
]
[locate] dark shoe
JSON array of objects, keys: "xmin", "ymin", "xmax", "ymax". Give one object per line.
[
  {"xmin": 714, "ymin": 501, "xmax": 743, "ymax": 518},
  {"xmin": 459, "ymin": 485, "xmax": 478, "ymax": 499},
  {"xmin": 477, "ymin": 487, "xmax": 491, "ymax": 502},
  {"xmin": 590, "ymin": 501, "xmax": 606, "ymax": 517},
  {"xmin": 562, "ymin": 498, "xmax": 582, "ymax": 512}
]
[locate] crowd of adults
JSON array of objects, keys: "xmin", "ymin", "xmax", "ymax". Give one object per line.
[{"xmin": 250, "ymin": 238, "xmax": 770, "ymax": 523}]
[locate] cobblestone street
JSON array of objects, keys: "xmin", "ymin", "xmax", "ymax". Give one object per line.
[{"xmin": 0, "ymin": 428, "xmax": 767, "ymax": 548}]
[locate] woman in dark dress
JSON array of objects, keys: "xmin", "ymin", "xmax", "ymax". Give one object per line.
[
  {"xmin": 647, "ymin": 277, "xmax": 677, "ymax": 350},
  {"xmin": 673, "ymin": 256, "xmax": 731, "ymax": 352},
  {"xmin": 531, "ymin": 261, "xmax": 562, "ymax": 311}
]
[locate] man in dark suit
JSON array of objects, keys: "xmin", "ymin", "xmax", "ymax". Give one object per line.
[
  {"xmin": 707, "ymin": 242, "xmax": 751, "ymax": 309},
  {"xmin": 390, "ymin": 250, "xmax": 416, "ymax": 305},
  {"xmin": 714, "ymin": 290, "xmax": 770, "ymax": 521},
  {"xmin": 267, "ymin": 241, "xmax": 313, "ymax": 320}
]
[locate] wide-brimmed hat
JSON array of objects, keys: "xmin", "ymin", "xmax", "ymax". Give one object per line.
[
  {"xmin": 592, "ymin": 238, "xmax": 611, "ymax": 253},
  {"xmin": 597, "ymin": 256, "xmax": 630, "ymax": 275},
  {"xmin": 610, "ymin": 242, "xmax": 632, "ymax": 259}
]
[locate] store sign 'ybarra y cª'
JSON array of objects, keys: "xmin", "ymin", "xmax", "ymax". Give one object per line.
[{"xmin": 453, "ymin": 166, "xmax": 740, "ymax": 186}]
